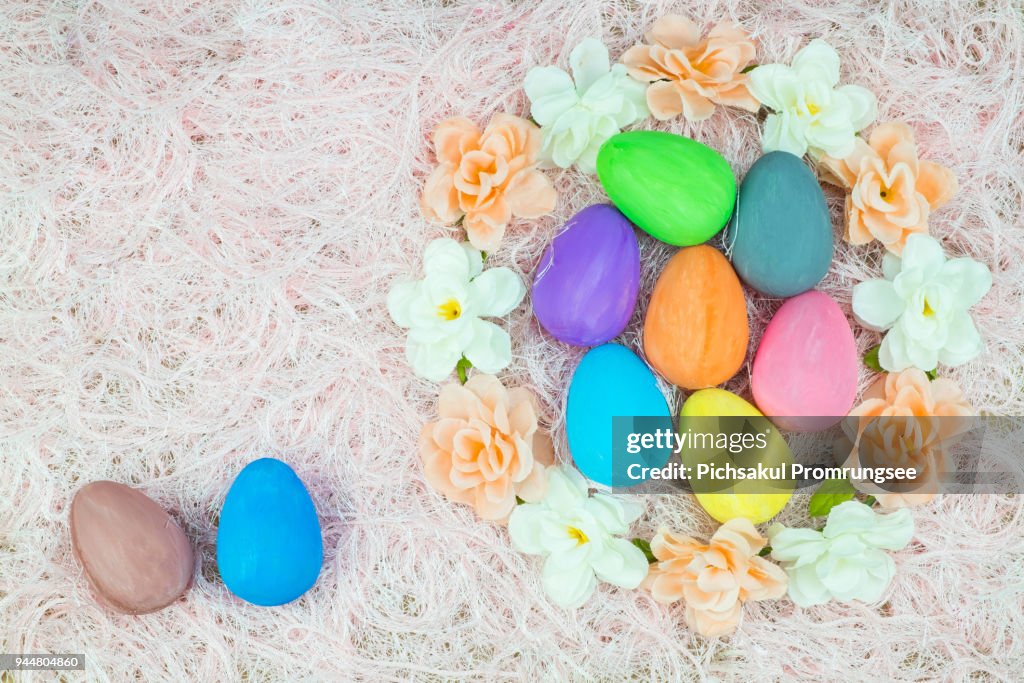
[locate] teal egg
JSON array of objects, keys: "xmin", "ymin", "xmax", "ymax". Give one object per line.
[
  {"xmin": 726, "ymin": 151, "xmax": 833, "ymax": 298},
  {"xmin": 566, "ymin": 344, "xmax": 672, "ymax": 487},
  {"xmin": 216, "ymin": 458, "xmax": 323, "ymax": 606}
]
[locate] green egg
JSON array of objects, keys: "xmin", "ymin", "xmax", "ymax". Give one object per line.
[{"xmin": 596, "ymin": 131, "xmax": 736, "ymax": 246}]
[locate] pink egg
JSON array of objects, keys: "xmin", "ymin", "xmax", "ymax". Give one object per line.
[{"xmin": 752, "ymin": 291, "xmax": 858, "ymax": 432}]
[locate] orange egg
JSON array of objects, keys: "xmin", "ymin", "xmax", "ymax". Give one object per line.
[{"xmin": 643, "ymin": 245, "xmax": 749, "ymax": 389}]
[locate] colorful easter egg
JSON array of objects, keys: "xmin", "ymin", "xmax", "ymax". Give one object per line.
[
  {"xmin": 532, "ymin": 204, "xmax": 640, "ymax": 346},
  {"xmin": 566, "ymin": 343, "xmax": 672, "ymax": 487},
  {"xmin": 727, "ymin": 151, "xmax": 833, "ymax": 297},
  {"xmin": 70, "ymin": 481, "xmax": 194, "ymax": 614},
  {"xmin": 752, "ymin": 291, "xmax": 858, "ymax": 432},
  {"xmin": 596, "ymin": 131, "xmax": 736, "ymax": 246},
  {"xmin": 643, "ymin": 245, "xmax": 749, "ymax": 389},
  {"xmin": 679, "ymin": 389, "xmax": 794, "ymax": 524},
  {"xmin": 217, "ymin": 458, "xmax": 323, "ymax": 606}
]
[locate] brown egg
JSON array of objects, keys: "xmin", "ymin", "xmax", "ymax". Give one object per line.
[
  {"xmin": 70, "ymin": 481, "xmax": 194, "ymax": 615},
  {"xmin": 643, "ymin": 245, "xmax": 749, "ymax": 389}
]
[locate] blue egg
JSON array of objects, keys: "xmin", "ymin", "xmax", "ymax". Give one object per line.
[
  {"xmin": 216, "ymin": 458, "xmax": 323, "ymax": 606},
  {"xmin": 566, "ymin": 344, "xmax": 672, "ymax": 487}
]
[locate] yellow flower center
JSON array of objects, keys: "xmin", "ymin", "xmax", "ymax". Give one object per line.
[
  {"xmin": 922, "ymin": 299, "xmax": 935, "ymax": 317},
  {"xmin": 436, "ymin": 299, "xmax": 462, "ymax": 321},
  {"xmin": 567, "ymin": 526, "xmax": 589, "ymax": 546},
  {"xmin": 806, "ymin": 102, "xmax": 821, "ymax": 117}
]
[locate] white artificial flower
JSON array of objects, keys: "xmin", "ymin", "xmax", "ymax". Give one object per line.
[
  {"xmin": 387, "ymin": 238, "xmax": 525, "ymax": 381},
  {"xmin": 748, "ymin": 39, "xmax": 877, "ymax": 158},
  {"xmin": 852, "ymin": 233, "xmax": 992, "ymax": 372},
  {"xmin": 508, "ymin": 465, "xmax": 649, "ymax": 608},
  {"xmin": 769, "ymin": 501, "xmax": 914, "ymax": 608},
  {"xmin": 524, "ymin": 38, "xmax": 649, "ymax": 174}
]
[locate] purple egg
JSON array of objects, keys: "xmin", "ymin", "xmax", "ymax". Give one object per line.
[{"xmin": 532, "ymin": 204, "xmax": 641, "ymax": 347}]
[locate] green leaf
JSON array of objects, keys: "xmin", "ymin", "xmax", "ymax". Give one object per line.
[
  {"xmin": 925, "ymin": 368, "xmax": 938, "ymax": 380},
  {"xmin": 808, "ymin": 478, "xmax": 856, "ymax": 517},
  {"xmin": 863, "ymin": 495, "xmax": 876, "ymax": 507},
  {"xmin": 758, "ymin": 545, "xmax": 772, "ymax": 557},
  {"xmin": 863, "ymin": 344, "xmax": 883, "ymax": 373},
  {"xmin": 480, "ymin": 250, "xmax": 487, "ymax": 262},
  {"xmin": 455, "ymin": 356, "xmax": 472, "ymax": 384},
  {"xmin": 515, "ymin": 496, "xmax": 526, "ymax": 505},
  {"xmin": 631, "ymin": 538, "xmax": 657, "ymax": 564},
  {"xmin": 741, "ymin": 63, "xmax": 759, "ymax": 73}
]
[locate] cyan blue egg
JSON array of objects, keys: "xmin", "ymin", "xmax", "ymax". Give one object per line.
[
  {"xmin": 216, "ymin": 458, "xmax": 323, "ymax": 606},
  {"xmin": 566, "ymin": 343, "xmax": 672, "ymax": 487},
  {"xmin": 726, "ymin": 151, "xmax": 833, "ymax": 298}
]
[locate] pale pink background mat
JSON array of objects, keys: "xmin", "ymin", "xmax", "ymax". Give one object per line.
[{"xmin": 2, "ymin": 1, "xmax": 1023, "ymax": 681}]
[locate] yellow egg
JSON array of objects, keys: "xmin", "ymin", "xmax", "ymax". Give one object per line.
[{"xmin": 679, "ymin": 388, "xmax": 793, "ymax": 524}]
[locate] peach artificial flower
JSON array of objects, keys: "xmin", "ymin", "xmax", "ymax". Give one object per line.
[
  {"xmin": 621, "ymin": 15, "xmax": 759, "ymax": 121},
  {"xmin": 420, "ymin": 114, "xmax": 557, "ymax": 252},
  {"xmin": 844, "ymin": 368, "xmax": 974, "ymax": 508},
  {"xmin": 642, "ymin": 519, "xmax": 787, "ymax": 637},
  {"xmin": 420, "ymin": 374, "xmax": 553, "ymax": 521},
  {"xmin": 818, "ymin": 122, "xmax": 958, "ymax": 254}
]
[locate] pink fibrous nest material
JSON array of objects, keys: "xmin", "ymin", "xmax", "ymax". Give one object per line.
[{"xmin": 1, "ymin": 1, "xmax": 1023, "ymax": 680}]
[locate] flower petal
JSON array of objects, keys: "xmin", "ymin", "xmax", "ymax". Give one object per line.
[
  {"xmin": 645, "ymin": 81, "xmax": 685, "ymax": 120},
  {"xmin": 768, "ymin": 525, "xmax": 827, "ymax": 565},
  {"xmin": 544, "ymin": 466, "xmax": 589, "ymax": 513},
  {"xmin": 837, "ymin": 84, "xmax": 877, "ymax": 131},
  {"xmin": 433, "ymin": 117, "xmax": 480, "ymax": 166},
  {"xmin": 846, "ymin": 551, "xmax": 895, "ymax": 603},
  {"xmin": 524, "ymin": 66, "xmax": 578, "ymax": 126},
  {"xmin": 878, "ymin": 325, "xmax": 913, "ymax": 372},
  {"xmin": 937, "ymin": 311, "xmax": 984, "ymax": 367},
  {"xmin": 686, "ymin": 602, "xmax": 743, "ymax": 637},
  {"xmin": 613, "ymin": 67, "xmax": 651, "ymax": 123},
  {"xmin": 899, "ymin": 234, "xmax": 947, "ymax": 278},
  {"xmin": 822, "ymin": 500, "xmax": 877, "ymax": 537},
  {"xmin": 865, "ymin": 507, "xmax": 914, "ymax": 550},
  {"xmin": 469, "ymin": 266, "xmax": 525, "ymax": 318},
  {"xmin": 677, "ymin": 82, "xmax": 717, "ymax": 121},
  {"xmin": 505, "ymin": 169, "xmax": 556, "ymax": 217},
  {"xmin": 792, "ymin": 39, "xmax": 841, "ymax": 87},
  {"xmin": 387, "ymin": 280, "xmax": 423, "ymax": 328},
  {"xmin": 421, "ymin": 165, "xmax": 462, "ymax": 224},
  {"xmin": 585, "ymin": 494, "xmax": 643, "ymax": 535},
  {"xmin": 464, "ymin": 212, "xmax": 508, "ymax": 253},
  {"xmin": 916, "ymin": 160, "xmax": 958, "ymax": 208},
  {"xmin": 761, "ymin": 112, "xmax": 808, "ymax": 156},
  {"xmin": 407, "ymin": 337, "xmax": 463, "ymax": 382},
  {"xmin": 852, "ymin": 279, "xmax": 905, "ymax": 331},
  {"xmin": 591, "ymin": 537, "xmax": 649, "ymax": 589},
  {"xmin": 649, "ymin": 14, "xmax": 701, "ymax": 49},
  {"xmin": 423, "ymin": 238, "xmax": 475, "ymax": 282},
  {"xmin": 747, "ymin": 65, "xmax": 799, "ymax": 112},
  {"xmin": 786, "ymin": 563, "xmax": 832, "ymax": 607},
  {"xmin": 462, "ymin": 319, "xmax": 513, "ymax": 374},
  {"xmin": 939, "ymin": 257, "xmax": 992, "ymax": 309},
  {"xmin": 868, "ymin": 122, "xmax": 914, "ymax": 159},
  {"xmin": 816, "ymin": 556, "xmax": 870, "ymax": 599},
  {"xmin": 569, "ymin": 38, "xmax": 610, "ymax": 94},
  {"xmin": 542, "ymin": 550, "xmax": 597, "ymax": 608},
  {"xmin": 508, "ymin": 504, "xmax": 551, "ymax": 555},
  {"xmin": 515, "ymin": 459, "xmax": 549, "ymax": 503},
  {"xmin": 882, "ymin": 252, "xmax": 903, "ymax": 281}
]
